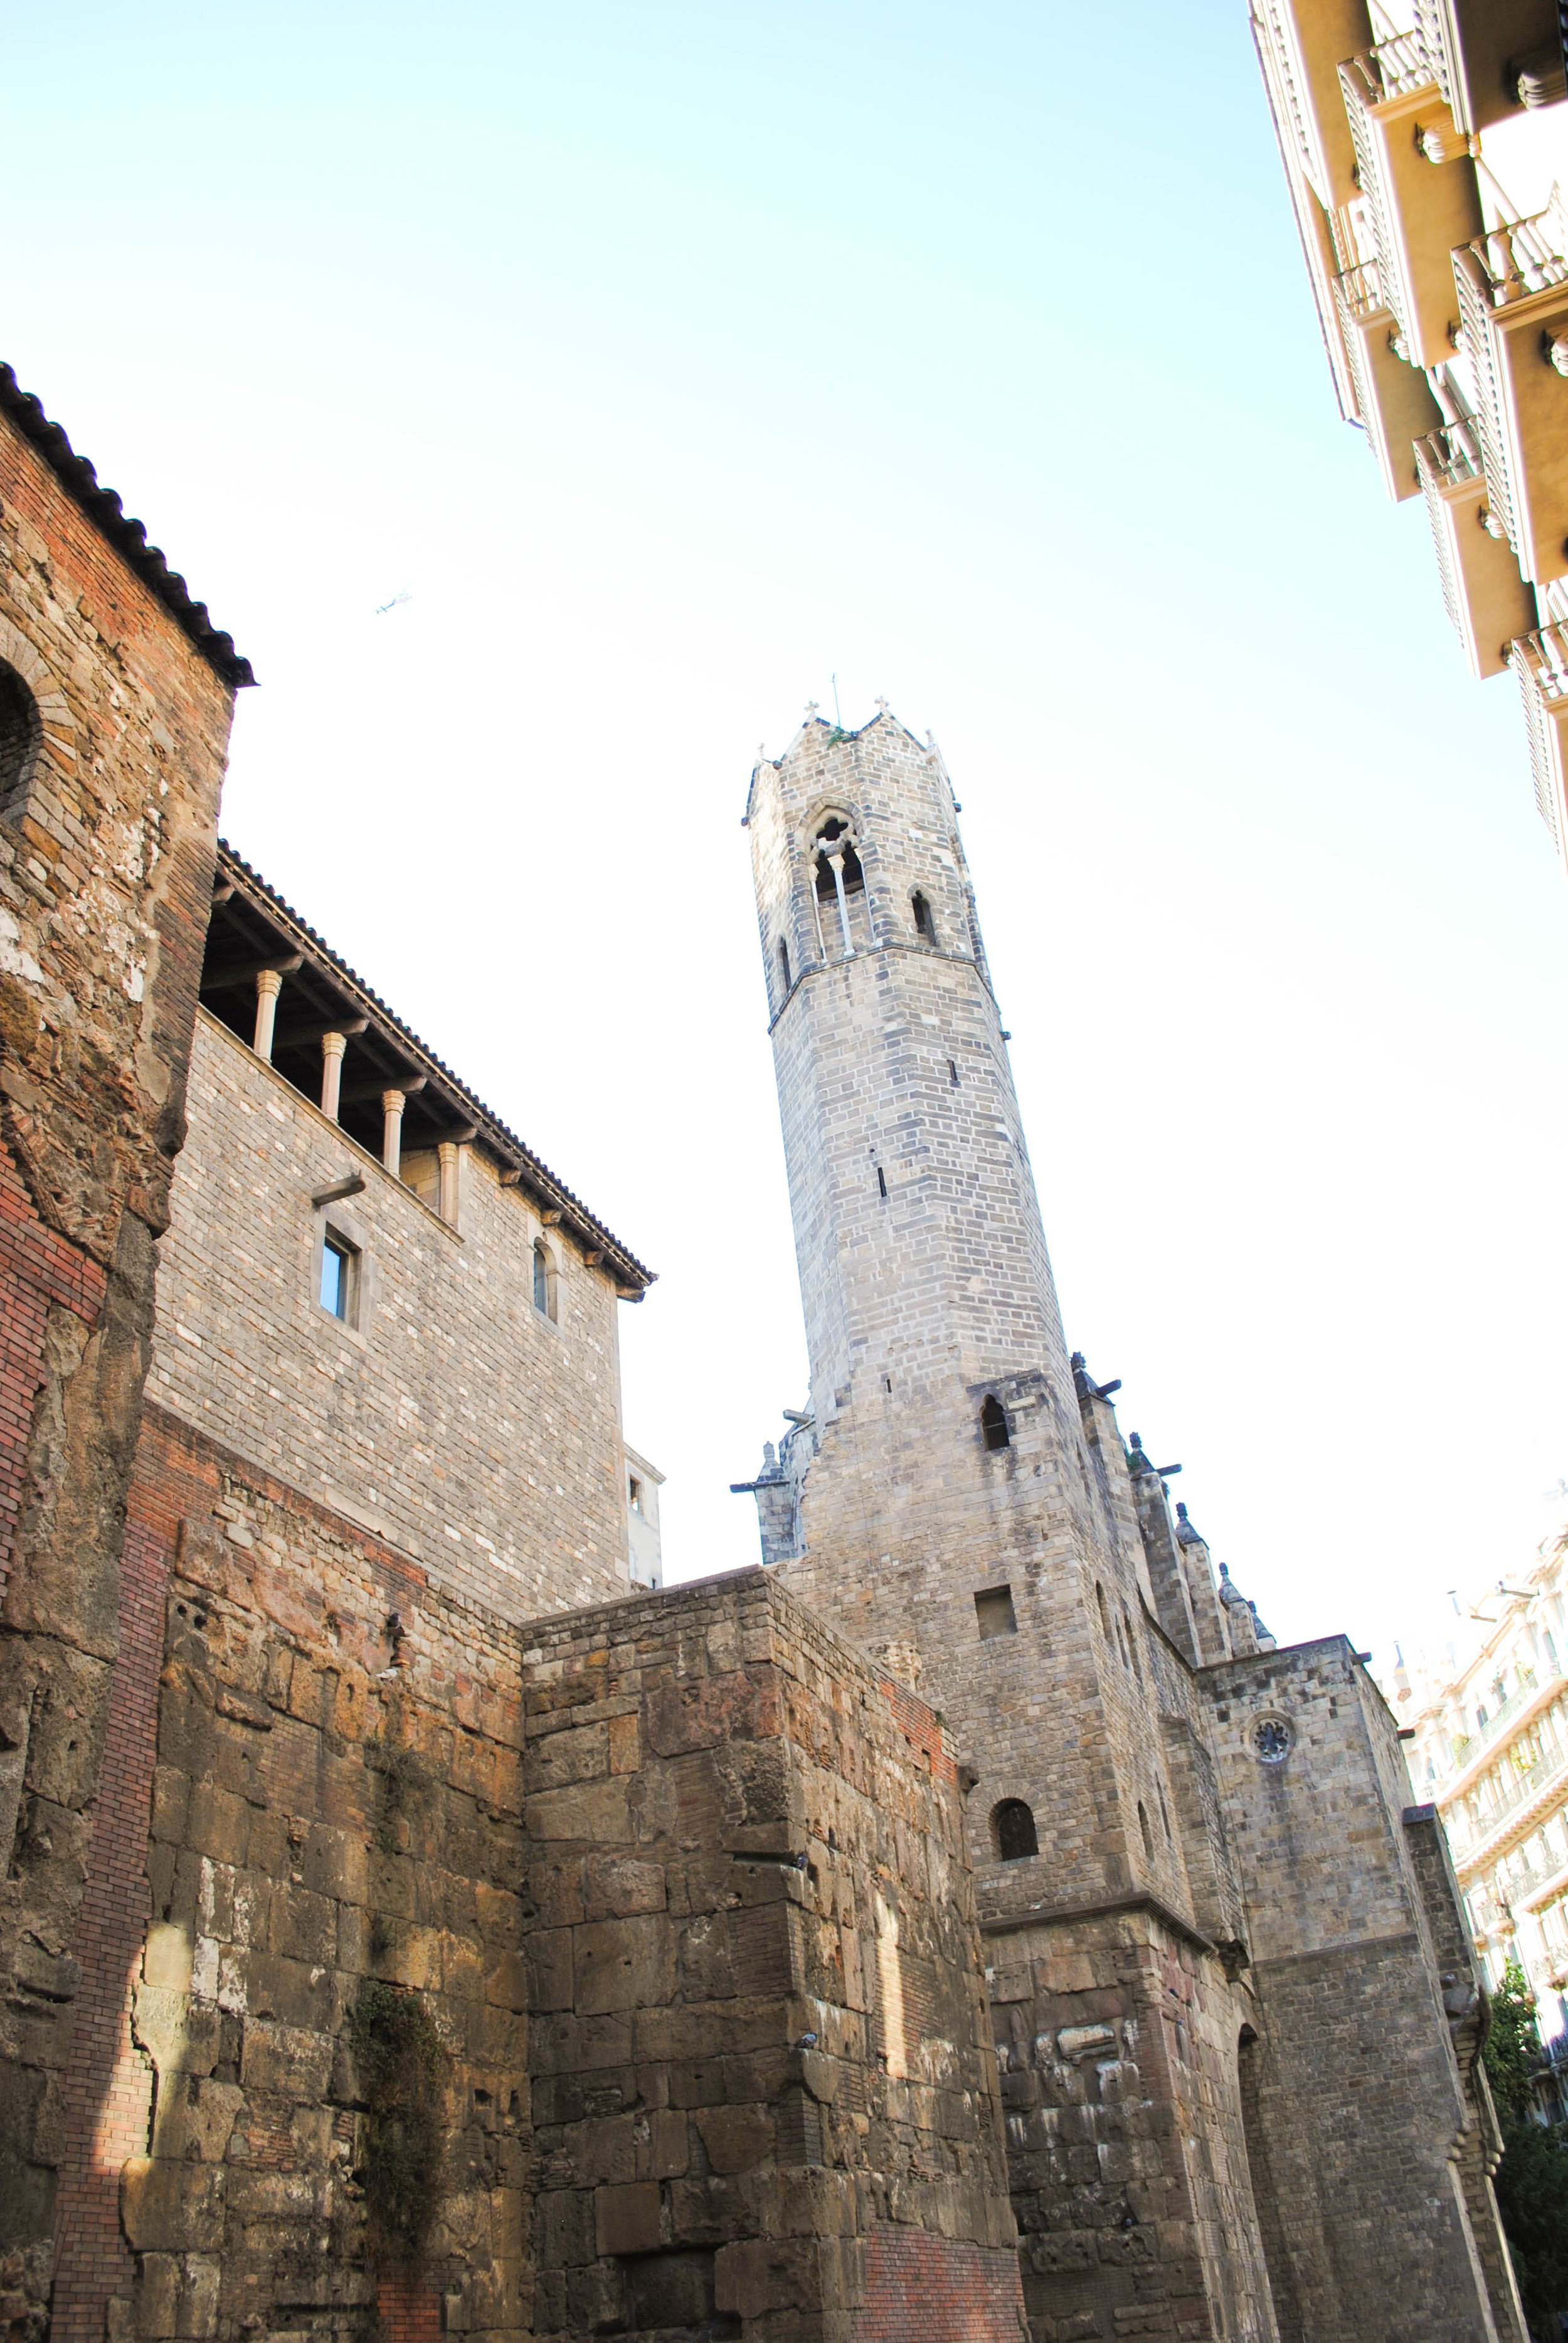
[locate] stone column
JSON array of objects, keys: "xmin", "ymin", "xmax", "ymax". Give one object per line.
[
  {"xmin": 253, "ymin": 967, "xmax": 282, "ymax": 1060},
  {"xmin": 381, "ymin": 1089, "xmax": 405, "ymax": 1177},
  {"xmin": 827, "ymin": 846, "xmax": 854, "ymax": 957},
  {"xmin": 320, "ymin": 1031, "xmax": 346, "ymax": 1122},
  {"xmin": 438, "ymin": 1139, "xmax": 460, "ymax": 1226}
]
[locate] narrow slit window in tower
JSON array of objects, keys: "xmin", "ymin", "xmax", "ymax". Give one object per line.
[
  {"xmin": 876, "ymin": 1166, "xmax": 887, "ymax": 1199},
  {"xmin": 912, "ymin": 890, "xmax": 935, "ymax": 942},
  {"xmin": 1138, "ymin": 1801, "xmax": 1154, "ymax": 1861},
  {"xmin": 993, "ymin": 1800, "xmax": 1038, "ymax": 1862},
  {"xmin": 981, "ymin": 1395, "xmax": 1009, "ymax": 1451},
  {"xmin": 778, "ymin": 938, "xmax": 791, "ymax": 994},
  {"xmin": 948, "ymin": 1058, "xmax": 959, "ymax": 1086},
  {"xmin": 533, "ymin": 1240, "xmax": 556, "ymax": 1321}
]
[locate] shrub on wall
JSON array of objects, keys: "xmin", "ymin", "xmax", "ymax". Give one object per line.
[{"xmin": 347, "ymin": 1978, "xmax": 447, "ymax": 2270}]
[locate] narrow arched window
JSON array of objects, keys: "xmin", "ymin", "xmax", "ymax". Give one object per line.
[
  {"xmin": 532, "ymin": 1239, "xmax": 555, "ymax": 1320},
  {"xmin": 777, "ymin": 938, "xmax": 791, "ymax": 994},
  {"xmin": 0, "ymin": 659, "xmax": 42, "ymax": 822},
  {"xmin": 981, "ymin": 1395, "xmax": 1009, "ymax": 1452},
  {"xmin": 1138, "ymin": 1800, "xmax": 1154, "ymax": 1861},
  {"xmin": 911, "ymin": 890, "xmax": 934, "ymax": 942},
  {"xmin": 840, "ymin": 841, "xmax": 865, "ymax": 896},
  {"xmin": 993, "ymin": 1800, "xmax": 1037, "ymax": 1862}
]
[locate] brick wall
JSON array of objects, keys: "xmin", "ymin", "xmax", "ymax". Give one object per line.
[
  {"xmin": 149, "ymin": 1011, "xmax": 632, "ymax": 1620},
  {"xmin": 0, "ymin": 1135, "xmax": 105, "ymax": 1599},
  {"xmin": 0, "ymin": 395, "xmax": 237, "ymax": 2330},
  {"xmin": 849, "ymin": 2228, "xmax": 1027, "ymax": 2342}
]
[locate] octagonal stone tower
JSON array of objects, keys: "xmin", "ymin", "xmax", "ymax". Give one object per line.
[{"xmin": 741, "ymin": 706, "xmax": 1279, "ymax": 2343}]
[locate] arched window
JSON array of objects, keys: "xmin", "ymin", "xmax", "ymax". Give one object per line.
[
  {"xmin": 911, "ymin": 890, "xmax": 935, "ymax": 942},
  {"xmin": 532, "ymin": 1239, "xmax": 556, "ymax": 1321},
  {"xmin": 993, "ymin": 1799, "xmax": 1038, "ymax": 1862},
  {"xmin": 980, "ymin": 1395, "xmax": 1010, "ymax": 1452},
  {"xmin": 0, "ymin": 659, "xmax": 41, "ymax": 821},
  {"xmin": 1096, "ymin": 1582, "xmax": 1111, "ymax": 1639},
  {"xmin": 777, "ymin": 938, "xmax": 791, "ymax": 995},
  {"xmin": 840, "ymin": 841, "xmax": 865, "ymax": 896},
  {"xmin": 1138, "ymin": 1800, "xmax": 1154, "ymax": 1861}
]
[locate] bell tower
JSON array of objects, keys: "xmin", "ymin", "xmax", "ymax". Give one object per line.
[{"xmin": 741, "ymin": 706, "xmax": 1281, "ymax": 2343}]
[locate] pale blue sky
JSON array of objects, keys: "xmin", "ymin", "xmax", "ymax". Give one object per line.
[{"xmin": 8, "ymin": 1, "xmax": 1567, "ymax": 1659}]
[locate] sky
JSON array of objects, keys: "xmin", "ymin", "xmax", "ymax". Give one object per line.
[{"xmin": 7, "ymin": 0, "xmax": 1568, "ymax": 1666}]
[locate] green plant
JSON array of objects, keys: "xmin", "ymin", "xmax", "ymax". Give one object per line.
[
  {"xmin": 1483, "ymin": 1957, "xmax": 1568, "ymax": 2339},
  {"xmin": 347, "ymin": 1979, "xmax": 447, "ymax": 2270}
]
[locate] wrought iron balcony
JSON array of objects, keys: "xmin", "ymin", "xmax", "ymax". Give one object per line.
[
  {"xmin": 1340, "ymin": 30, "xmax": 1483, "ymax": 369},
  {"xmin": 1453, "ymin": 205, "xmax": 1568, "ymax": 584},
  {"xmin": 1333, "ymin": 258, "xmax": 1443, "ymax": 499},
  {"xmin": 1508, "ymin": 627, "xmax": 1568, "ymax": 861},
  {"xmin": 1416, "ymin": 422, "xmax": 1535, "ymax": 676},
  {"xmin": 1414, "ymin": 0, "xmax": 1564, "ymax": 132}
]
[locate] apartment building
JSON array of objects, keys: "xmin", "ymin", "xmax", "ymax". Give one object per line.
[
  {"xmin": 1253, "ymin": 1, "xmax": 1568, "ymax": 866},
  {"xmin": 1389, "ymin": 1526, "xmax": 1568, "ymax": 2105}
]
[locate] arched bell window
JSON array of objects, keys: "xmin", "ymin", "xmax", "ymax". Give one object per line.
[
  {"xmin": 992, "ymin": 1799, "xmax": 1038, "ymax": 1862},
  {"xmin": 811, "ymin": 814, "xmax": 869, "ymax": 957}
]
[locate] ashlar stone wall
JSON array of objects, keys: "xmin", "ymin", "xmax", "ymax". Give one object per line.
[
  {"xmin": 151, "ymin": 1011, "xmax": 633, "ymax": 1619},
  {"xmin": 517, "ymin": 1568, "xmax": 1027, "ymax": 2343},
  {"xmin": 1204, "ymin": 1638, "xmax": 1525, "ymax": 2343}
]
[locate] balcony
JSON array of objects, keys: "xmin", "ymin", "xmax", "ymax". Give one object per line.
[
  {"xmin": 1340, "ymin": 31, "xmax": 1484, "ymax": 369},
  {"xmin": 1453, "ymin": 206, "xmax": 1568, "ymax": 584},
  {"xmin": 1454, "ymin": 1743, "xmax": 1568, "ymax": 1873},
  {"xmin": 1335, "ymin": 259, "xmax": 1443, "ymax": 498},
  {"xmin": 1508, "ymin": 628, "xmax": 1568, "ymax": 861},
  {"xmin": 1253, "ymin": 0, "xmax": 1375, "ymax": 209},
  {"xmin": 1414, "ymin": 0, "xmax": 1564, "ymax": 132},
  {"xmin": 1416, "ymin": 421, "xmax": 1535, "ymax": 675}
]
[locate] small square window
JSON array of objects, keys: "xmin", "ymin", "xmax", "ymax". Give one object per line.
[{"xmin": 320, "ymin": 1231, "xmax": 356, "ymax": 1321}]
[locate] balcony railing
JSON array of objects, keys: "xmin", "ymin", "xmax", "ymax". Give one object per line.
[
  {"xmin": 1456, "ymin": 210, "xmax": 1568, "ymax": 309},
  {"xmin": 1341, "ymin": 30, "xmax": 1435, "ymax": 107},
  {"xmin": 1436, "ymin": 1666, "xmax": 1560, "ymax": 1789},
  {"xmin": 1414, "ymin": 418, "xmax": 1485, "ymax": 488},
  {"xmin": 1510, "ymin": 630, "xmax": 1568, "ymax": 847},
  {"xmin": 1454, "ymin": 1745, "xmax": 1568, "ymax": 1863}
]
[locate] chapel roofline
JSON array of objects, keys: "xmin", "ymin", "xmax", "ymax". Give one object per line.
[
  {"xmin": 204, "ymin": 841, "xmax": 654, "ymax": 1295},
  {"xmin": 0, "ymin": 363, "xmax": 255, "ymax": 689}
]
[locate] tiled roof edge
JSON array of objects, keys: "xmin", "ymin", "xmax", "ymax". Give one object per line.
[
  {"xmin": 216, "ymin": 841, "xmax": 655, "ymax": 1293},
  {"xmin": 0, "ymin": 364, "xmax": 256, "ymax": 691}
]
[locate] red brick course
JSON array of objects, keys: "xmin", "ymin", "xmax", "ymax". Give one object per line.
[
  {"xmin": 0, "ymin": 1134, "xmax": 106, "ymax": 1602},
  {"xmin": 850, "ymin": 2229, "xmax": 1028, "ymax": 2342},
  {"xmin": 378, "ymin": 2274, "xmax": 443, "ymax": 2343}
]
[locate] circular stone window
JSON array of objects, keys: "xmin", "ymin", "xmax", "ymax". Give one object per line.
[{"xmin": 1252, "ymin": 1716, "xmax": 1292, "ymax": 1765}]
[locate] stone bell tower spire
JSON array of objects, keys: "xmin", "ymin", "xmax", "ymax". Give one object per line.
[{"xmin": 744, "ymin": 707, "xmax": 1071, "ymax": 1442}]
